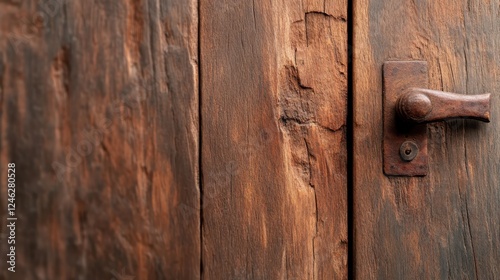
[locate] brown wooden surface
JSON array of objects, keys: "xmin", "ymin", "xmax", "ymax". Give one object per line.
[
  {"xmin": 354, "ymin": 0, "xmax": 500, "ymax": 279},
  {"xmin": 0, "ymin": 0, "xmax": 199, "ymax": 279},
  {"xmin": 200, "ymin": 0, "xmax": 348, "ymax": 279}
]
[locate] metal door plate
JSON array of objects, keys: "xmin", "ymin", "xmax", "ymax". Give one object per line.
[{"xmin": 383, "ymin": 61, "xmax": 429, "ymax": 176}]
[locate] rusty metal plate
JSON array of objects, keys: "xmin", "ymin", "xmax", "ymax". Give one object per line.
[{"xmin": 383, "ymin": 61, "xmax": 428, "ymax": 176}]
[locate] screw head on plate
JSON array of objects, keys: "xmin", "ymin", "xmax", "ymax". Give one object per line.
[{"xmin": 399, "ymin": 141, "xmax": 419, "ymax": 162}]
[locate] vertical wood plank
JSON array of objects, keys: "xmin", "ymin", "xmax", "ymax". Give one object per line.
[
  {"xmin": 354, "ymin": 0, "xmax": 500, "ymax": 278},
  {"xmin": 0, "ymin": 0, "xmax": 200, "ymax": 279},
  {"xmin": 200, "ymin": 0, "xmax": 348, "ymax": 279}
]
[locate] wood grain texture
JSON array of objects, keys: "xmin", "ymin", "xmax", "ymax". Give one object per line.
[
  {"xmin": 0, "ymin": 0, "xmax": 199, "ymax": 279},
  {"xmin": 200, "ymin": 0, "xmax": 348, "ymax": 279},
  {"xmin": 354, "ymin": 0, "xmax": 500, "ymax": 279}
]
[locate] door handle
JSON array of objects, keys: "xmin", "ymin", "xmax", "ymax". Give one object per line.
[
  {"xmin": 382, "ymin": 61, "xmax": 492, "ymax": 176},
  {"xmin": 397, "ymin": 88, "xmax": 491, "ymax": 123}
]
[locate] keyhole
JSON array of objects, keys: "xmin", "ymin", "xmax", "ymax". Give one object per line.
[{"xmin": 399, "ymin": 141, "xmax": 419, "ymax": 162}]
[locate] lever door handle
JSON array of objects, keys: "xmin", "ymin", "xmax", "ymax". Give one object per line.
[
  {"xmin": 397, "ymin": 88, "xmax": 491, "ymax": 123},
  {"xmin": 383, "ymin": 61, "xmax": 493, "ymax": 176}
]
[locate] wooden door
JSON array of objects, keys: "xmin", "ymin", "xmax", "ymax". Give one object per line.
[
  {"xmin": 0, "ymin": 0, "xmax": 200, "ymax": 279},
  {"xmin": 353, "ymin": 0, "xmax": 500, "ymax": 279},
  {"xmin": 200, "ymin": 1, "xmax": 348, "ymax": 279},
  {"xmin": 1, "ymin": 0, "xmax": 349, "ymax": 279},
  {"xmin": 2, "ymin": 0, "xmax": 500, "ymax": 279}
]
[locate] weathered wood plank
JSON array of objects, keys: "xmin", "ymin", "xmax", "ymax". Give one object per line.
[
  {"xmin": 0, "ymin": 0, "xmax": 199, "ymax": 278},
  {"xmin": 353, "ymin": 0, "xmax": 500, "ymax": 278},
  {"xmin": 200, "ymin": 1, "xmax": 348, "ymax": 279}
]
